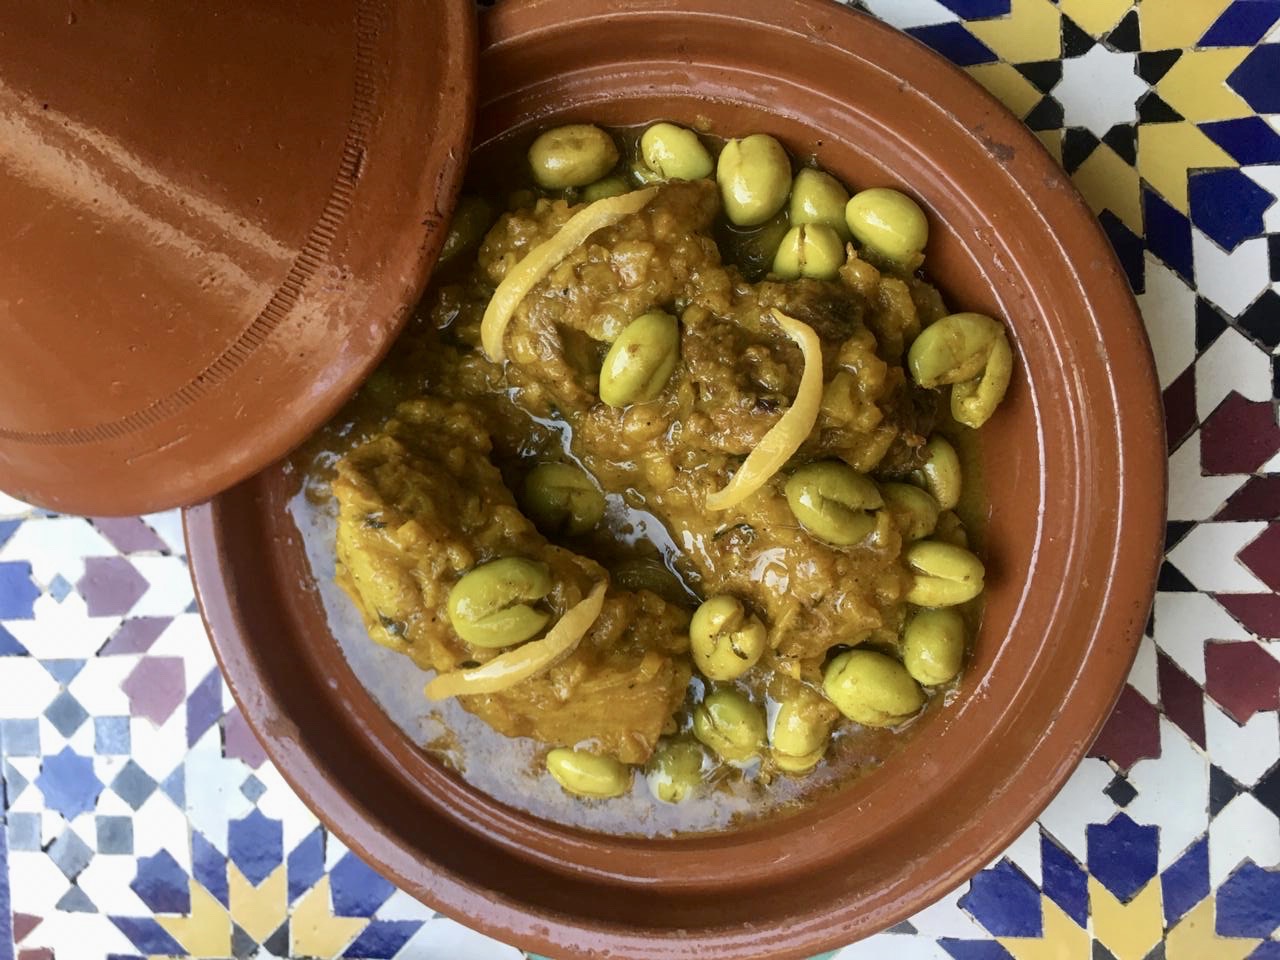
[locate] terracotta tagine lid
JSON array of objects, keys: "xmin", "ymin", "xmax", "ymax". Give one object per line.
[{"xmin": 0, "ymin": 0, "xmax": 476, "ymax": 515}]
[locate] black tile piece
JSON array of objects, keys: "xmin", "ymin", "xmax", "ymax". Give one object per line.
[{"xmin": 1102, "ymin": 122, "xmax": 1138, "ymax": 165}]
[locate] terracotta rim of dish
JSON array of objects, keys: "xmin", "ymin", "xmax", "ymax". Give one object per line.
[{"xmin": 185, "ymin": 1, "xmax": 1167, "ymax": 957}]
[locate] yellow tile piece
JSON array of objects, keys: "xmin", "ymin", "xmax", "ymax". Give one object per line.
[
  {"xmin": 967, "ymin": 0, "xmax": 1062, "ymax": 63},
  {"xmin": 155, "ymin": 881, "xmax": 231, "ymax": 957},
  {"xmin": 1140, "ymin": 0, "xmax": 1232, "ymax": 50},
  {"xmin": 1137, "ymin": 122, "xmax": 1235, "ymax": 212},
  {"xmin": 228, "ymin": 862, "xmax": 287, "ymax": 944},
  {"xmin": 1166, "ymin": 896, "xmax": 1262, "ymax": 960},
  {"xmin": 1071, "ymin": 143, "xmax": 1142, "ymax": 234},
  {"xmin": 1035, "ymin": 129, "xmax": 1063, "ymax": 165},
  {"xmin": 1089, "ymin": 877, "xmax": 1163, "ymax": 960},
  {"xmin": 291, "ymin": 875, "xmax": 368, "ymax": 958},
  {"xmin": 999, "ymin": 897, "xmax": 1091, "ymax": 960},
  {"xmin": 1157, "ymin": 48, "xmax": 1254, "ymax": 123},
  {"xmin": 966, "ymin": 63, "xmax": 1044, "ymax": 119},
  {"xmin": 1057, "ymin": 0, "xmax": 1133, "ymax": 38}
]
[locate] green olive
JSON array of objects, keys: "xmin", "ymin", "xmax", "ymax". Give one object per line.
[
  {"xmin": 950, "ymin": 324, "xmax": 1013, "ymax": 428},
  {"xmin": 903, "ymin": 540, "xmax": 985, "ymax": 607},
  {"xmin": 879, "ymin": 482, "xmax": 940, "ymax": 542},
  {"xmin": 903, "ymin": 608, "xmax": 966, "ymax": 686},
  {"xmin": 598, "ymin": 311, "xmax": 680, "ymax": 408},
  {"xmin": 522, "ymin": 463, "xmax": 605, "ymax": 536},
  {"xmin": 845, "ymin": 187, "xmax": 929, "ymax": 265},
  {"xmin": 693, "ymin": 688, "xmax": 766, "ymax": 763},
  {"xmin": 640, "ymin": 123, "xmax": 714, "ymax": 181},
  {"xmin": 910, "ymin": 436, "xmax": 962, "ymax": 511},
  {"xmin": 934, "ymin": 510, "xmax": 969, "ymax": 548},
  {"xmin": 546, "ymin": 748, "xmax": 631, "ymax": 798},
  {"xmin": 528, "ymin": 124, "xmax": 620, "ymax": 189},
  {"xmin": 446, "ymin": 557, "xmax": 552, "ymax": 649},
  {"xmin": 647, "ymin": 739, "xmax": 705, "ymax": 803},
  {"xmin": 784, "ymin": 461, "xmax": 884, "ymax": 546},
  {"xmin": 690, "ymin": 595, "xmax": 767, "ymax": 681},
  {"xmin": 823, "ymin": 649, "xmax": 924, "ymax": 727},
  {"xmin": 439, "ymin": 195, "xmax": 494, "ymax": 263},
  {"xmin": 581, "ymin": 175, "xmax": 631, "ymax": 203},
  {"xmin": 716, "ymin": 134, "xmax": 792, "ymax": 226},
  {"xmin": 772, "ymin": 224, "xmax": 846, "ymax": 280},
  {"xmin": 789, "ymin": 168, "xmax": 851, "ymax": 238},
  {"xmin": 771, "ymin": 690, "xmax": 833, "ymax": 774}
]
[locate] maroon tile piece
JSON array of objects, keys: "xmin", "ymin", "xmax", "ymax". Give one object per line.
[
  {"xmin": 99, "ymin": 616, "xmax": 171, "ymax": 656},
  {"xmin": 1238, "ymin": 523, "xmax": 1280, "ymax": 592},
  {"xmin": 224, "ymin": 706, "xmax": 268, "ymax": 769},
  {"xmin": 18, "ymin": 949, "xmax": 54, "ymax": 960},
  {"xmin": 120, "ymin": 656, "xmax": 186, "ymax": 725},
  {"xmin": 75, "ymin": 557, "xmax": 148, "ymax": 617},
  {"xmin": 1157, "ymin": 650, "xmax": 1207, "ymax": 747},
  {"xmin": 1216, "ymin": 475, "xmax": 1280, "ymax": 521},
  {"xmin": 89, "ymin": 516, "xmax": 169, "ymax": 554},
  {"xmin": 1200, "ymin": 391, "xmax": 1280, "ymax": 475},
  {"xmin": 1163, "ymin": 365, "xmax": 1197, "ymax": 454},
  {"xmin": 12, "ymin": 913, "xmax": 42, "ymax": 943},
  {"xmin": 1215, "ymin": 593, "xmax": 1280, "ymax": 639},
  {"xmin": 1088, "ymin": 684, "xmax": 1162, "ymax": 770},
  {"xmin": 1204, "ymin": 640, "xmax": 1280, "ymax": 724}
]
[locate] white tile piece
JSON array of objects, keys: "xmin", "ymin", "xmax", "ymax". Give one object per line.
[
  {"xmin": 1056, "ymin": 45, "xmax": 1146, "ymax": 137},
  {"xmin": 149, "ymin": 612, "xmax": 211, "ymax": 660},
  {"xmin": 129, "ymin": 703, "xmax": 191, "ymax": 780},
  {"xmin": 67, "ymin": 656, "xmax": 135, "ymax": 715},
  {"xmin": 4, "ymin": 594, "xmax": 120, "ymax": 659},
  {"xmin": 127, "ymin": 555, "xmax": 195, "ymax": 617},
  {"xmin": 139, "ymin": 508, "xmax": 188, "ymax": 556},
  {"xmin": 1154, "ymin": 592, "xmax": 1252, "ymax": 684},
  {"xmin": 1205, "ymin": 699, "xmax": 1280, "ymax": 787},
  {"xmin": 1242, "ymin": 163, "xmax": 1280, "ymax": 232},
  {"xmin": 325, "ymin": 832, "xmax": 351, "ymax": 870},
  {"xmin": 77, "ymin": 853, "xmax": 153, "ymax": 915},
  {"xmin": 1138, "ymin": 255, "xmax": 1198, "ymax": 389},
  {"xmin": 839, "ymin": 934, "xmax": 951, "ymax": 959},
  {"xmin": 1167, "ymin": 433, "xmax": 1248, "ymax": 522},
  {"xmin": 1128, "ymin": 718, "xmax": 1211, "ymax": 870},
  {"xmin": 0, "ymin": 656, "xmax": 59, "ymax": 717},
  {"xmin": 1000, "ymin": 822, "xmax": 1044, "ymax": 886},
  {"xmin": 1167, "ymin": 521, "xmax": 1271, "ymax": 593},
  {"xmin": 0, "ymin": 516, "xmax": 113, "ymax": 584},
  {"xmin": 0, "ymin": 489, "xmax": 36, "ymax": 518},
  {"xmin": 183, "ymin": 738, "xmax": 253, "ymax": 852},
  {"xmin": 376, "ymin": 888, "xmax": 438, "ymax": 923},
  {"xmin": 901, "ymin": 884, "xmax": 984, "ymax": 939},
  {"xmin": 254, "ymin": 763, "xmax": 321, "ymax": 851},
  {"xmin": 858, "ymin": 0, "xmax": 956, "ymax": 29},
  {"xmin": 1037, "ymin": 757, "xmax": 1117, "ymax": 862},
  {"xmin": 1128, "ymin": 633, "xmax": 1161, "ymax": 703},
  {"xmin": 394, "ymin": 917, "xmax": 523, "ymax": 960},
  {"xmin": 131, "ymin": 790, "xmax": 194, "ymax": 871},
  {"xmin": 22, "ymin": 912, "xmax": 136, "ymax": 960},
  {"xmin": 1192, "ymin": 229, "xmax": 1271, "ymax": 317},
  {"xmin": 1210, "ymin": 793, "xmax": 1280, "ymax": 886},
  {"xmin": 1195, "ymin": 327, "xmax": 1276, "ymax": 421},
  {"xmin": 6, "ymin": 849, "xmax": 72, "ymax": 913}
]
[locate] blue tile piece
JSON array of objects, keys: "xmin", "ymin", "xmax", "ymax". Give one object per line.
[
  {"xmin": 960, "ymin": 860, "xmax": 1044, "ymax": 937},
  {"xmin": 35, "ymin": 747, "xmax": 104, "ymax": 820},
  {"xmin": 0, "ymin": 624, "xmax": 24, "ymax": 657},
  {"xmin": 46, "ymin": 574, "xmax": 73, "ymax": 603},
  {"xmin": 56, "ymin": 885, "xmax": 97, "ymax": 912},
  {"xmin": 7, "ymin": 812, "xmax": 41, "ymax": 851},
  {"xmin": 1144, "ymin": 188, "xmax": 1195, "ymax": 283},
  {"xmin": 185, "ymin": 668, "xmax": 223, "ymax": 747},
  {"xmin": 330, "ymin": 851, "xmax": 396, "ymax": 918},
  {"xmin": 1201, "ymin": 1, "xmax": 1280, "ymax": 46},
  {"xmin": 131, "ymin": 850, "xmax": 191, "ymax": 914},
  {"xmin": 342, "ymin": 920, "xmax": 425, "ymax": 958},
  {"xmin": 1099, "ymin": 210, "xmax": 1146, "ymax": 294},
  {"xmin": 160, "ymin": 765, "xmax": 185, "ymax": 807},
  {"xmin": 3, "ymin": 762, "xmax": 28, "ymax": 802},
  {"xmin": 48, "ymin": 828, "xmax": 94, "ymax": 879},
  {"xmin": 94, "ymin": 716, "xmax": 131, "ymax": 755},
  {"xmin": 1087, "ymin": 813, "xmax": 1159, "ymax": 903},
  {"xmin": 110, "ymin": 760, "xmax": 157, "ymax": 810},
  {"xmin": 2, "ymin": 718, "xmax": 40, "ymax": 756},
  {"xmin": 0, "ymin": 562, "xmax": 40, "ymax": 619},
  {"xmin": 940, "ymin": 940, "xmax": 1016, "ymax": 960},
  {"xmin": 228, "ymin": 809, "xmax": 283, "ymax": 886},
  {"xmin": 1041, "ymin": 833, "xmax": 1089, "ymax": 928},
  {"xmin": 288, "ymin": 828, "xmax": 326, "ymax": 904},
  {"xmin": 0, "ymin": 518, "xmax": 19, "ymax": 549},
  {"xmin": 45, "ymin": 690, "xmax": 89, "ymax": 737},
  {"xmin": 1201, "ymin": 117, "xmax": 1280, "ymax": 164},
  {"xmin": 1161, "ymin": 836, "xmax": 1209, "ymax": 927},
  {"xmin": 41, "ymin": 659, "xmax": 85, "ymax": 685},
  {"xmin": 906, "ymin": 22, "xmax": 999, "ymax": 66},
  {"xmin": 1216, "ymin": 861, "xmax": 1280, "ymax": 937},
  {"xmin": 96, "ymin": 815, "xmax": 134, "ymax": 855},
  {"xmin": 1228, "ymin": 44, "xmax": 1280, "ymax": 113},
  {"xmin": 936, "ymin": 0, "xmax": 1011, "ymax": 17},
  {"xmin": 1250, "ymin": 941, "xmax": 1280, "ymax": 959},
  {"xmin": 110, "ymin": 917, "xmax": 187, "ymax": 956},
  {"xmin": 192, "ymin": 830, "xmax": 229, "ymax": 909},
  {"xmin": 0, "ymin": 808, "xmax": 12, "ymax": 960},
  {"xmin": 1189, "ymin": 168, "xmax": 1274, "ymax": 252}
]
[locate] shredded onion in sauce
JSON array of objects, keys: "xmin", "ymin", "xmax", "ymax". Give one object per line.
[
  {"xmin": 705, "ymin": 309, "xmax": 824, "ymax": 512},
  {"xmin": 425, "ymin": 580, "xmax": 608, "ymax": 700},
  {"xmin": 480, "ymin": 187, "xmax": 660, "ymax": 362}
]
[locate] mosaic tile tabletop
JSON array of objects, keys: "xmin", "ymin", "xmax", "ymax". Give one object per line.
[{"xmin": 3, "ymin": 1, "xmax": 1280, "ymax": 958}]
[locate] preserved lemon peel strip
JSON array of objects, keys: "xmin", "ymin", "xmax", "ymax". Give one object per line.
[
  {"xmin": 480, "ymin": 187, "xmax": 660, "ymax": 362},
  {"xmin": 706, "ymin": 309, "xmax": 823, "ymax": 512},
  {"xmin": 425, "ymin": 580, "xmax": 608, "ymax": 700}
]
